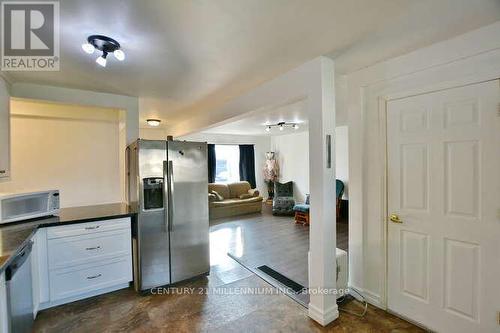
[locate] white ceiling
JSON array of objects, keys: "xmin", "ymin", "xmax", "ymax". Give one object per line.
[
  {"xmin": 4, "ymin": 0, "xmax": 499, "ymax": 130},
  {"xmin": 202, "ymin": 99, "xmax": 308, "ymax": 136}
]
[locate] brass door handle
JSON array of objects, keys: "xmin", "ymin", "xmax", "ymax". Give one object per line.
[{"xmin": 390, "ymin": 214, "xmax": 403, "ymax": 224}]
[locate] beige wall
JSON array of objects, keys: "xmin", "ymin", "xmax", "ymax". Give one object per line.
[
  {"xmin": 139, "ymin": 127, "xmax": 169, "ymax": 140},
  {"xmin": 0, "ymin": 99, "xmax": 126, "ymax": 208}
]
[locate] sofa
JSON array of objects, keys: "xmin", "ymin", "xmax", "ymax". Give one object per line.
[{"xmin": 208, "ymin": 181, "xmax": 263, "ymax": 219}]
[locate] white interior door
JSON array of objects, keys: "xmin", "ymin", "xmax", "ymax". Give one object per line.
[{"xmin": 387, "ymin": 80, "xmax": 500, "ymax": 332}]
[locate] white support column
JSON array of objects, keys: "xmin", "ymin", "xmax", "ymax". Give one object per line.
[{"xmin": 308, "ymin": 57, "xmax": 338, "ymax": 325}]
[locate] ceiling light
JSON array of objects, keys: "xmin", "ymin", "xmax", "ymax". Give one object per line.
[
  {"xmin": 81, "ymin": 42, "xmax": 95, "ymax": 54},
  {"xmin": 96, "ymin": 52, "xmax": 107, "ymax": 67},
  {"xmin": 83, "ymin": 35, "xmax": 125, "ymax": 67},
  {"xmin": 147, "ymin": 119, "xmax": 161, "ymax": 127},
  {"xmin": 264, "ymin": 121, "xmax": 300, "ymax": 132},
  {"xmin": 113, "ymin": 49, "xmax": 125, "ymax": 61}
]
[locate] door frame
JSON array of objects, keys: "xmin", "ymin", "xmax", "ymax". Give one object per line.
[
  {"xmin": 346, "ymin": 25, "xmax": 500, "ymax": 310},
  {"xmin": 378, "ymin": 75, "xmax": 500, "ymax": 311}
]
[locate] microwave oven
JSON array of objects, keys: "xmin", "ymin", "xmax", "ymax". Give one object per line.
[{"xmin": 0, "ymin": 190, "xmax": 60, "ymax": 224}]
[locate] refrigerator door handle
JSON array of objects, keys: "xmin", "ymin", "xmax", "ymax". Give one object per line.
[
  {"xmin": 167, "ymin": 160, "xmax": 174, "ymax": 231},
  {"xmin": 163, "ymin": 160, "xmax": 169, "ymax": 232}
]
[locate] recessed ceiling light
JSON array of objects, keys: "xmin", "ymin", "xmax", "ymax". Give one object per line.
[
  {"xmin": 82, "ymin": 35, "xmax": 125, "ymax": 67},
  {"xmin": 147, "ymin": 119, "xmax": 161, "ymax": 127}
]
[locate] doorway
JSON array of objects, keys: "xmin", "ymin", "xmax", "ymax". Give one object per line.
[{"xmin": 386, "ymin": 80, "xmax": 499, "ymax": 332}]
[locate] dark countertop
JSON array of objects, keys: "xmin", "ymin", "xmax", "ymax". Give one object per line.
[{"xmin": 0, "ymin": 203, "xmax": 136, "ymax": 273}]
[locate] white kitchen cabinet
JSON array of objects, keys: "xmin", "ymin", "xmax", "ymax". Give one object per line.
[
  {"xmin": 0, "ymin": 272, "xmax": 8, "ymax": 333},
  {"xmin": 0, "ymin": 76, "xmax": 9, "ymax": 179},
  {"xmin": 33, "ymin": 218, "xmax": 132, "ymax": 310},
  {"xmin": 31, "ymin": 228, "xmax": 49, "ymax": 318},
  {"xmin": 49, "ymin": 256, "xmax": 132, "ymax": 301}
]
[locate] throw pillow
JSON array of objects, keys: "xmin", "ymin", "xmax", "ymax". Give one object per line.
[
  {"xmin": 248, "ymin": 189, "xmax": 260, "ymax": 197},
  {"xmin": 239, "ymin": 193, "xmax": 253, "ymax": 200},
  {"xmin": 211, "ymin": 190, "xmax": 224, "ymax": 201}
]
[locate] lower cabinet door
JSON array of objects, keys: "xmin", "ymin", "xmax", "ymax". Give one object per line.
[
  {"xmin": 47, "ymin": 229, "xmax": 131, "ymax": 269},
  {"xmin": 49, "ymin": 256, "xmax": 132, "ymax": 301}
]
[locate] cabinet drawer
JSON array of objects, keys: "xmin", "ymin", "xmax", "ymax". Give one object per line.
[
  {"xmin": 48, "ymin": 229, "xmax": 131, "ymax": 270},
  {"xmin": 47, "ymin": 218, "xmax": 130, "ymax": 239},
  {"xmin": 49, "ymin": 257, "xmax": 132, "ymax": 301}
]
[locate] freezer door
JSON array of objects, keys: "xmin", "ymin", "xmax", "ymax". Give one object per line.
[
  {"xmin": 137, "ymin": 140, "xmax": 170, "ymax": 289},
  {"xmin": 167, "ymin": 141, "xmax": 210, "ymax": 283}
]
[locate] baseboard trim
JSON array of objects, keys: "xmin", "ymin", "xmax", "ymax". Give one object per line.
[
  {"xmin": 38, "ymin": 283, "xmax": 130, "ymax": 311},
  {"xmin": 348, "ymin": 284, "xmax": 384, "ymax": 309},
  {"xmin": 308, "ymin": 303, "xmax": 339, "ymax": 326},
  {"xmin": 363, "ymin": 289, "xmax": 383, "ymax": 308}
]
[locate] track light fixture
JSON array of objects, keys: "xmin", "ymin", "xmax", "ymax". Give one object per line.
[
  {"xmin": 82, "ymin": 35, "xmax": 125, "ymax": 67},
  {"xmin": 264, "ymin": 121, "xmax": 299, "ymax": 132}
]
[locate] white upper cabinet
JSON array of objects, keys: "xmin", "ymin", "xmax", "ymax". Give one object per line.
[{"xmin": 0, "ymin": 76, "xmax": 9, "ymax": 178}]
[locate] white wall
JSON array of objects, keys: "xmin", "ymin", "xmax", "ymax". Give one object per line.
[
  {"xmin": 270, "ymin": 131, "xmax": 309, "ymax": 203},
  {"xmin": 344, "ymin": 22, "xmax": 500, "ymax": 308},
  {"xmin": 176, "ymin": 132, "xmax": 271, "ymax": 195},
  {"xmin": 0, "ymin": 99, "xmax": 126, "ymax": 208},
  {"xmin": 335, "ymin": 126, "xmax": 348, "ymax": 199},
  {"xmin": 270, "ymin": 128, "xmax": 349, "ymax": 202}
]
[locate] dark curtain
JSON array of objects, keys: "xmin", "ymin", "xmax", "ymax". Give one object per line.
[
  {"xmin": 239, "ymin": 145, "xmax": 256, "ymax": 188},
  {"xmin": 207, "ymin": 144, "xmax": 216, "ymax": 183}
]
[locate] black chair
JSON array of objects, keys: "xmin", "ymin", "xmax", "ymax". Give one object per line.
[{"xmin": 272, "ymin": 181, "xmax": 295, "ymax": 215}]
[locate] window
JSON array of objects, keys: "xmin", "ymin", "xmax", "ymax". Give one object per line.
[{"xmin": 215, "ymin": 145, "xmax": 240, "ymax": 183}]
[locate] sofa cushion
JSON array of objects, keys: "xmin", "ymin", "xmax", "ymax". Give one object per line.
[
  {"xmin": 275, "ymin": 181, "xmax": 293, "ymax": 197},
  {"xmin": 293, "ymin": 204, "xmax": 310, "ymax": 213},
  {"xmin": 239, "ymin": 193, "xmax": 253, "ymax": 199},
  {"xmin": 273, "ymin": 196, "xmax": 295, "ymax": 215},
  {"xmin": 208, "ymin": 183, "xmax": 230, "ymax": 199},
  {"xmin": 228, "ymin": 181, "xmax": 251, "ymax": 198},
  {"xmin": 210, "ymin": 196, "xmax": 263, "ymax": 207}
]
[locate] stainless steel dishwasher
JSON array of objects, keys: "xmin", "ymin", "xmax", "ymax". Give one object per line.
[{"xmin": 6, "ymin": 241, "xmax": 33, "ymax": 333}]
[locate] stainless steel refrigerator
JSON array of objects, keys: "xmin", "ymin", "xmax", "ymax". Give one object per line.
[{"xmin": 127, "ymin": 139, "xmax": 210, "ymax": 291}]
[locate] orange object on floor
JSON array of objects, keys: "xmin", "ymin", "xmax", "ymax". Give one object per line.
[{"xmin": 294, "ymin": 211, "xmax": 309, "ymax": 225}]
